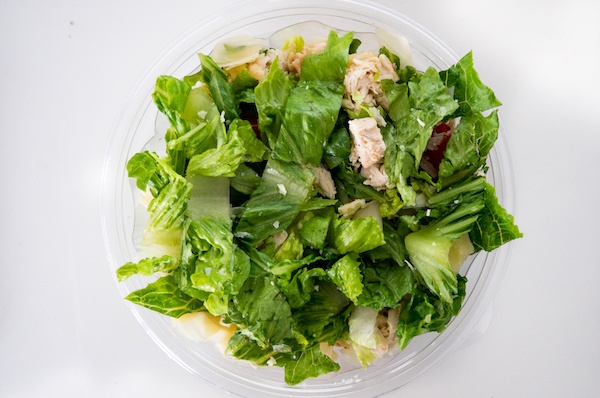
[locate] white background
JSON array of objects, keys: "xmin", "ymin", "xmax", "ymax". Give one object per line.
[{"xmin": 1, "ymin": 0, "xmax": 599, "ymax": 397}]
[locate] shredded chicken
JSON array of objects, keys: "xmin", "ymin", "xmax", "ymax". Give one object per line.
[
  {"xmin": 278, "ymin": 38, "xmax": 328, "ymax": 78},
  {"xmin": 348, "ymin": 117, "xmax": 386, "ymax": 169},
  {"xmin": 342, "ymin": 51, "xmax": 399, "ymax": 112},
  {"xmin": 225, "ymin": 38, "xmax": 328, "ymax": 82},
  {"xmin": 245, "ymin": 49, "xmax": 278, "ymax": 81},
  {"xmin": 310, "ymin": 165, "xmax": 337, "ymax": 199},
  {"xmin": 338, "ymin": 199, "xmax": 366, "ymax": 218},
  {"xmin": 360, "ymin": 164, "xmax": 389, "ymax": 190},
  {"xmin": 270, "ymin": 230, "xmax": 289, "ymax": 248}
]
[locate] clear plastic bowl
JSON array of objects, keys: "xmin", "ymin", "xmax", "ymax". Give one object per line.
[{"xmin": 101, "ymin": 0, "xmax": 517, "ymax": 396}]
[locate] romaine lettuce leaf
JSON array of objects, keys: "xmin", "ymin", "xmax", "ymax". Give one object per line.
[
  {"xmin": 470, "ymin": 182, "xmax": 524, "ymax": 252},
  {"xmin": 180, "ymin": 176, "xmax": 245, "ymax": 315},
  {"xmin": 327, "ymin": 253, "xmax": 363, "ymax": 304},
  {"xmin": 231, "ymin": 68, "xmax": 258, "ymax": 104},
  {"xmin": 439, "ymin": 51, "xmax": 502, "ymax": 117},
  {"xmin": 229, "ymin": 118, "xmax": 269, "ymax": 162},
  {"xmin": 198, "ymin": 53, "xmax": 239, "ymax": 122},
  {"xmin": 396, "ymin": 275, "xmax": 466, "ymax": 349},
  {"xmin": 329, "ymin": 216, "xmax": 386, "ymax": 254},
  {"xmin": 405, "ymin": 199, "xmax": 484, "ymax": 303},
  {"xmin": 279, "ymin": 268, "xmax": 327, "ymax": 309},
  {"xmin": 116, "ymin": 255, "xmax": 179, "ymax": 282},
  {"xmin": 271, "ymin": 80, "xmax": 344, "ymax": 166},
  {"xmin": 186, "ymin": 128, "xmax": 246, "ymax": 178},
  {"xmin": 230, "ymin": 163, "xmax": 262, "ymax": 195},
  {"xmin": 254, "ymin": 58, "xmax": 296, "ymax": 147},
  {"xmin": 357, "ymin": 260, "xmax": 416, "ymax": 310},
  {"xmin": 124, "ymin": 275, "xmax": 204, "ymax": 318},
  {"xmin": 270, "ymin": 31, "xmax": 353, "ymax": 166},
  {"xmin": 240, "ymin": 241, "xmax": 321, "ymax": 277},
  {"xmin": 322, "ymin": 123, "xmax": 352, "ymax": 170},
  {"xmin": 364, "ymin": 221, "xmax": 409, "ymax": 266},
  {"xmin": 382, "ymin": 67, "xmax": 459, "ymax": 205},
  {"xmin": 235, "ymin": 158, "xmax": 315, "ymax": 245},
  {"xmin": 438, "ymin": 111, "xmax": 499, "ymax": 185},
  {"xmin": 225, "ymin": 330, "xmax": 292, "ymax": 366},
  {"xmin": 167, "ymin": 110, "xmax": 226, "ymax": 159},
  {"xmin": 299, "ymin": 211, "xmax": 332, "ymax": 250},
  {"xmin": 291, "ymin": 281, "xmax": 351, "ymax": 346},
  {"xmin": 299, "ymin": 30, "xmax": 354, "ymax": 84},
  {"xmin": 282, "ymin": 344, "xmax": 340, "ymax": 385},
  {"xmin": 231, "ymin": 275, "xmax": 294, "ymax": 347},
  {"xmin": 127, "ymin": 152, "xmax": 192, "ymax": 256},
  {"xmin": 152, "ymin": 74, "xmax": 190, "ymax": 129}
]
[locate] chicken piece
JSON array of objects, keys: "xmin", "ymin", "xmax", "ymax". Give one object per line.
[
  {"xmin": 278, "ymin": 38, "xmax": 328, "ymax": 78},
  {"xmin": 338, "ymin": 199, "xmax": 366, "ymax": 219},
  {"xmin": 360, "ymin": 164, "xmax": 389, "ymax": 190},
  {"xmin": 348, "ymin": 117, "xmax": 386, "ymax": 169},
  {"xmin": 310, "ymin": 165, "xmax": 337, "ymax": 199},
  {"xmin": 342, "ymin": 51, "xmax": 399, "ymax": 112}
]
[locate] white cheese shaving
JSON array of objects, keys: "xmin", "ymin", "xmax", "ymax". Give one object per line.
[{"xmin": 277, "ymin": 183, "xmax": 287, "ymax": 196}]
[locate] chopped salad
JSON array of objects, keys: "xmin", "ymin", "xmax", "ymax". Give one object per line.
[{"xmin": 116, "ymin": 29, "xmax": 522, "ymax": 385}]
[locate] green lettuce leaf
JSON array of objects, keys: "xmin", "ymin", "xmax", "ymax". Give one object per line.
[
  {"xmin": 254, "ymin": 58, "xmax": 296, "ymax": 147},
  {"xmin": 470, "ymin": 182, "xmax": 523, "ymax": 251},
  {"xmin": 299, "ymin": 30, "xmax": 354, "ymax": 84},
  {"xmin": 231, "ymin": 275, "xmax": 294, "ymax": 347},
  {"xmin": 329, "ymin": 216, "xmax": 386, "ymax": 254},
  {"xmin": 234, "ymin": 158, "xmax": 315, "ymax": 245},
  {"xmin": 270, "ymin": 31, "xmax": 353, "ymax": 166},
  {"xmin": 291, "ymin": 281, "xmax": 351, "ymax": 346},
  {"xmin": 225, "ymin": 331, "xmax": 292, "ymax": 366},
  {"xmin": 125, "ymin": 275, "xmax": 204, "ymax": 318},
  {"xmin": 127, "ymin": 152, "xmax": 192, "ymax": 256},
  {"xmin": 232, "ymin": 68, "xmax": 258, "ymax": 104},
  {"xmin": 323, "ymin": 123, "xmax": 352, "ymax": 170},
  {"xmin": 357, "ymin": 261, "xmax": 416, "ymax": 310},
  {"xmin": 283, "ymin": 344, "xmax": 340, "ymax": 385},
  {"xmin": 229, "ymin": 118, "xmax": 269, "ymax": 162},
  {"xmin": 299, "ymin": 211, "xmax": 332, "ymax": 250},
  {"xmin": 279, "ymin": 268, "xmax": 327, "ymax": 309},
  {"xmin": 396, "ymin": 275, "xmax": 466, "ymax": 349},
  {"xmin": 230, "ymin": 163, "xmax": 262, "ymax": 195},
  {"xmin": 438, "ymin": 111, "xmax": 499, "ymax": 185},
  {"xmin": 116, "ymin": 255, "xmax": 179, "ymax": 282},
  {"xmin": 179, "ymin": 176, "xmax": 245, "ymax": 315},
  {"xmin": 198, "ymin": 53, "xmax": 239, "ymax": 122},
  {"xmin": 271, "ymin": 80, "xmax": 344, "ymax": 166},
  {"xmin": 405, "ymin": 198, "xmax": 484, "ymax": 303},
  {"xmin": 439, "ymin": 51, "xmax": 502, "ymax": 117},
  {"xmin": 327, "ymin": 253, "xmax": 363, "ymax": 304},
  {"xmin": 186, "ymin": 128, "xmax": 246, "ymax": 178},
  {"xmin": 364, "ymin": 221, "xmax": 409, "ymax": 266},
  {"xmin": 167, "ymin": 108, "xmax": 227, "ymax": 159},
  {"xmin": 382, "ymin": 68, "xmax": 459, "ymax": 204}
]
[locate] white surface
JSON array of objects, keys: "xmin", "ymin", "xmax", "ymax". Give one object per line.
[{"xmin": 1, "ymin": 0, "xmax": 599, "ymax": 397}]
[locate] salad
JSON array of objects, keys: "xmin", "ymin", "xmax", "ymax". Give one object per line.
[{"xmin": 116, "ymin": 28, "xmax": 522, "ymax": 385}]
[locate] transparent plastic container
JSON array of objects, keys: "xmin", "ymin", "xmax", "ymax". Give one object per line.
[{"xmin": 101, "ymin": 0, "xmax": 518, "ymax": 396}]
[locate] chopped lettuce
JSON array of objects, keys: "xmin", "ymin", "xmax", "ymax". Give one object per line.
[
  {"xmin": 254, "ymin": 59, "xmax": 296, "ymax": 147},
  {"xmin": 470, "ymin": 182, "xmax": 524, "ymax": 251},
  {"xmin": 327, "ymin": 253, "xmax": 363, "ymax": 304},
  {"xmin": 329, "ymin": 216, "xmax": 386, "ymax": 254},
  {"xmin": 382, "ymin": 68, "xmax": 459, "ymax": 205},
  {"xmin": 116, "ymin": 29, "xmax": 522, "ymax": 386},
  {"xmin": 124, "ymin": 275, "xmax": 205, "ymax": 318},
  {"xmin": 116, "ymin": 255, "xmax": 179, "ymax": 282},
  {"xmin": 234, "ymin": 158, "xmax": 315, "ymax": 245},
  {"xmin": 439, "ymin": 51, "xmax": 502, "ymax": 117},
  {"xmin": 271, "ymin": 31, "xmax": 353, "ymax": 166}
]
